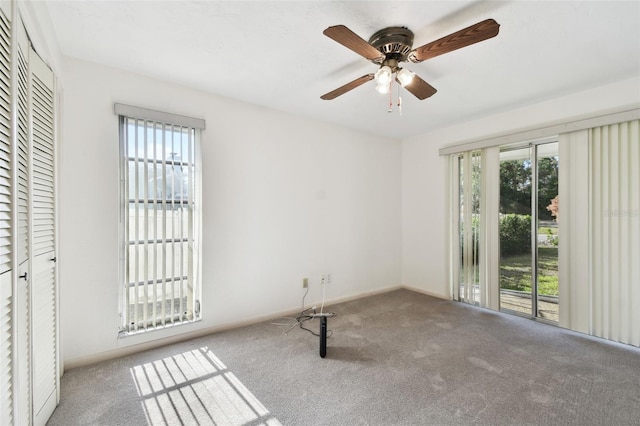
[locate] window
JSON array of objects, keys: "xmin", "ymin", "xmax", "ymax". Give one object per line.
[{"xmin": 116, "ymin": 104, "xmax": 204, "ymax": 333}]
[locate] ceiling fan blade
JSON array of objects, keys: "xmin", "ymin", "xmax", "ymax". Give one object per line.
[
  {"xmin": 399, "ymin": 74, "xmax": 437, "ymax": 100},
  {"xmin": 323, "ymin": 25, "xmax": 384, "ymax": 61},
  {"xmin": 321, "ymin": 74, "xmax": 375, "ymax": 100},
  {"xmin": 409, "ymin": 19, "xmax": 500, "ymax": 63}
]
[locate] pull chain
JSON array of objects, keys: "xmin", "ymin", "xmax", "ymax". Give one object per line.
[
  {"xmin": 397, "ymin": 82, "xmax": 402, "ymax": 116},
  {"xmin": 383, "ymin": 79, "xmax": 405, "ymax": 115}
]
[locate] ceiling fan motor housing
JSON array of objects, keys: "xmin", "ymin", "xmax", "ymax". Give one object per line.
[{"xmin": 368, "ymin": 26, "xmax": 414, "ymax": 66}]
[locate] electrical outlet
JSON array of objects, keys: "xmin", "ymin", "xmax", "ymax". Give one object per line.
[
  {"xmin": 327, "ymin": 273, "xmax": 332, "ymax": 284},
  {"xmin": 320, "ymin": 274, "xmax": 326, "ymax": 285},
  {"xmin": 302, "ymin": 277, "xmax": 308, "ymax": 288}
]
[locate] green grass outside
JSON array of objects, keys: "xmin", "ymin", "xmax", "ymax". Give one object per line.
[
  {"xmin": 500, "ymin": 246, "xmax": 558, "ymax": 296},
  {"xmin": 539, "ymin": 226, "xmax": 558, "ymax": 235}
]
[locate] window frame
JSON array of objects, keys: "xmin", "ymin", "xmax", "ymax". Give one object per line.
[{"xmin": 116, "ymin": 104, "xmax": 204, "ymax": 334}]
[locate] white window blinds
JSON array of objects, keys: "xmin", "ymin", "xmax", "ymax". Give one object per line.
[
  {"xmin": 117, "ymin": 105, "xmax": 203, "ymax": 333},
  {"xmin": 589, "ymin": 120, "xmax": 640, "ymax": 346}
]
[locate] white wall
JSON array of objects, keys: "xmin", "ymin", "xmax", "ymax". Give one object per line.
[
  {"xmin": 58, "ymin": 49, "xmax": 640, "ymax": 367},
  {"xmin": 401, "ymin": 76, "xmax": 640, "ymax": 297},
  {"xmin": 59, "ymin": 58, "xmax": 402, "ymax": 366},
  {"xmin": 401, "ymin": 139, "xmax": 448, "ymax": 298}
]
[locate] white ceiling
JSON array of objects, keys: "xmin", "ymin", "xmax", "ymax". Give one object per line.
[{"xmin": 44, "ymin": 1, "xmax": 640, "ymax": 139}]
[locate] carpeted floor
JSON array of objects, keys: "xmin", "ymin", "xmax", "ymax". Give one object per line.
[{"xmin": 48, "ymin": 289, "xmax": 640, "ymax": 425}]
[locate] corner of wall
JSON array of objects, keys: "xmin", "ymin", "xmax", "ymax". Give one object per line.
[{"xmin": 18, "ymin": 0, "xmax": 64, "ymax": 77}]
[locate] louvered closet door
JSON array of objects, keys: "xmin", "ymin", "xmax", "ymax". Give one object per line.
[
  {"xmin": 14, "ymin": 19, "xmax": 31, "ymax": 426},
  {"xmin": 30, "ymin": 46, "xmax": 57, "ymax": 426},
  {"xmin": 0, "ymin": 9, "xmax": 58, "ymax": 426},
  {"xmin": 0, "ymin": 4, "xmax": 12, "ymax": 425}
]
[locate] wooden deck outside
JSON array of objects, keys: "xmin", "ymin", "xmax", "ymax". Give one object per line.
[{"xmin": 500, "ymin": 290, "xmax": 558, "ymax": 323}]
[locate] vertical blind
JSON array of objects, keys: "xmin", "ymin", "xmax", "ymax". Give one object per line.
[
  {"xmin": 117, "ymin": 106, "xmax": 203, "ymax": 333},
  {"xmin": 589, "ymin": 119, "xmax": 640, "ymax": 346},
  {"xmin": 456, "ymin": 150, "xmax": 482, "ymax": 305},
  {"xmin": 451, "ymin": 148, "xmax": 500, "ymax": 310}
]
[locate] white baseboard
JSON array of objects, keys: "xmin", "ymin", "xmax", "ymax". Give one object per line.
[
  {"xmin": 400, "ymin": 284, "xmax": 449, "ymax": 300},
  {"xmin": 63, "ymin": 285, "xmax": 443, "ymax": 370}
]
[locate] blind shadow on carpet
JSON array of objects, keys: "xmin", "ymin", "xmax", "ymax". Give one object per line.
[{"xmin": 129, "ymin": 346, "xmax": 281, "ymax": 425}]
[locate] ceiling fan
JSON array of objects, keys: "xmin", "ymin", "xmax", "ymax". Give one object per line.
[{"xmin": 320, "ymin": 19, "xmax": 500, "ymax": 101}]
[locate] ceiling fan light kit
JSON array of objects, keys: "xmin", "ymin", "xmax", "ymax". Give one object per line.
[{"xmin": 321, "ymin": 19, "xmax": 500, "ymax": 106}]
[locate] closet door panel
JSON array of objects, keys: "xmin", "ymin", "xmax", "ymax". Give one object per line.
[
  {"xmin": 14, "ymin": 20, "xmax": 30, "ymax": 426},
  {"xmin": 0, "ymin": 5, "xmax": 11, "ymax": 424},
  {"xmin": 30, "ymin": 46, "xmax": 57, "ymax": 426}
]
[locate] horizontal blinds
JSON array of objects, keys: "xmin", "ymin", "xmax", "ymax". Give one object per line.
[{"xmin": 589, "ymin": 119, "xmax": 640, "ymax": 346}]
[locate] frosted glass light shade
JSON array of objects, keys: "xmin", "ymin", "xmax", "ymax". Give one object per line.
[
  {"xmin": 375, "ymin": 83, "xmax": 390, "ymax": 94},
  {"xmin": 396, "ymin": 68, "xmax": 415, "ymax": 87},
  {"xmin": 375, "ymin": 66, "xmax": 393, "ymax": 85}
]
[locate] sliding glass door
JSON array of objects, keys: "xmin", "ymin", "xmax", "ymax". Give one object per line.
[
  {"xmin": 499, "ymin": 142, "xmax": 559, "ymax": 321},
  {"xmin": 535, "ymin": 144, "xmax": 559, "ymax": 321},
  {"xmin": 498, "ymin": 146, "xmax": 533, "ymax": 314}
]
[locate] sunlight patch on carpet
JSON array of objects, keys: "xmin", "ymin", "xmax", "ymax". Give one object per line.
[{"xmin": 130, "ymin": 346, "xmax": 281, "ymax": 425}]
